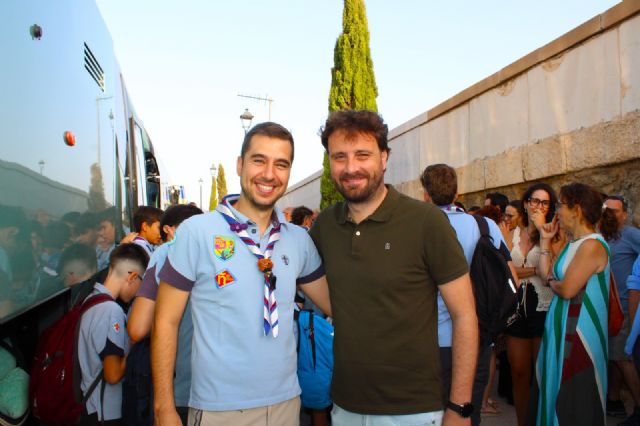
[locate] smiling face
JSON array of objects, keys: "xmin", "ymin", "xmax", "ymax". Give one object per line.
[
  {"xmin": 327, "ymin": 130, "xmax": 388, "ymax": 203},
  {"xmin": 236, "ymin": 134, "xmax": 292, "ymax": 211}
]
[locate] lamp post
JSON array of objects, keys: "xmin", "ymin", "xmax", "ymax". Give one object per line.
[
  {"xmin": 240, "ymin": 108, "xmax": 254, "ymax": 134},
  {"xmin": 210, "ymin": 164, "xmax": 218, "ymax": 209},
  {"xmin": 38, "ymin": 160, "xmax": 45, "ymax": 175},
  {"xmin": 198, "ymin": 178, "xmax": 203, "ymax": 209}
]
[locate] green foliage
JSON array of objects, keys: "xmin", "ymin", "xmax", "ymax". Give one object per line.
[
  {"xmin": 88, "ymin": 163, "xmax": 108, "ymax": 212},
  {"xmin": 216, "ymin": 164, "xmax": 228, "ymax": 202},
  {"xmin": 209, "ymin": 177, "xmax": 217, "ymax": 211},
  {"xmin": 321, "ymin": 0, "xmax": 378, "ymax": 209}
]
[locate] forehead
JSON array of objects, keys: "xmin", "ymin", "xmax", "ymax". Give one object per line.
[
  {"xmin": 506, "ymin": 205, "xmax": 518, "ymax": 213},
  {"xmin": 244, "ymin": 134, "xmax": 293, "ymax": 161},
  {"xmin": 327, "ymin": 129, "xmax": 378, "ymax": 152},
  {"xmin": 605, "ymin": 199, "xmax": 623, "ymax": 210},
  {"xmin": 531, "ymin": 189, "xmax": 550, "ymax": 200}
]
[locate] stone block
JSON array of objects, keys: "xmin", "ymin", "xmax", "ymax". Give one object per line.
[
  {"xmin": 620, "ymin": 15, "xmax": 640, "ymax": 114},
  {"xmin": 420, "ymin": 105, "xmax": 470, "ymax": 169},
  {"xmin": 529, "ymin": 29, "xmax": 621, "ymax": 142},
  {"xmin": 484, "ymin": 148, "xmax": 525, "ymax": 189},
  {"xmin": 394, "ymin": 179, "xmax": 423, "ymax": 201},
  {"xmin": 522, "ymin": 136, "xmax": 567, "ymax": 180},
  {"xmin": 386, "ymin": 130, "xmax": 421, "ymax": 186},
  {"xmin": 456, "ymin": 159, "xmax": 486, "ymax": 195},
  {"xmin": 469, "ymin": 74, "xmax": 529, "ymax": 159}
]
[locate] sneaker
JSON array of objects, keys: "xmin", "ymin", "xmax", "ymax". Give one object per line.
[
  {"xmin": 608, "ymin": 399, "xmax": 627, "ymax": 418},
  {"xmin": 618, "ymin": 406, "xmax": 640, "ymax": 426}
]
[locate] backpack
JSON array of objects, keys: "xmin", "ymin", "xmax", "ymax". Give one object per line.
[
  {"xmin": 296, "ymin": 310, "xmax": 333, "ymax": 409},
  {"xmin": 121, "ymin": 336, "xmax": 153, "ymax": 426},
  {"xmin": 469, "ymin": 215, "xmax": 518, "ymax": 345},
  {"xmin": 30, "ymin": 293, "xmax": 112, "ymax": 425}
]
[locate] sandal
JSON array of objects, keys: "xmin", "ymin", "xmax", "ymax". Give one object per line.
[
  {"xmin": 487, "ymin": 398, "xmax": 500, "ymax": 410},
  {"xmin": 481, "ymin": 404, "xmax": 501, "ymax": 416}
]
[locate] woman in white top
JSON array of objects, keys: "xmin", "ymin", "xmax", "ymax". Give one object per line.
[{"xmin": 505, "ymin": 182, "xmax": 558, "ymax": 426}]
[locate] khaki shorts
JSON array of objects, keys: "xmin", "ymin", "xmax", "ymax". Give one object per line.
[{"xmin": 188, "ymin": 397, "xmax": 300, "ymax": 426}]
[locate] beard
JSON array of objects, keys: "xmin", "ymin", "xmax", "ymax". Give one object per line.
[
  {"xmin": 334, "ymin": 170, "xmax": 384, "ymax": 203},
  {"xmin": 239, "ymin": 181, "xmax": 279, "ymax": 212}
]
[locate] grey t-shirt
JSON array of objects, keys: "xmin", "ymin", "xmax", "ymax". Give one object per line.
[{"xmin": 77, "ymin": 284, "xmax": 128, "ymax": 421}]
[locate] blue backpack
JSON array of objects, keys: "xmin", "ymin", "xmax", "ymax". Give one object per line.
[{"xmin": 296, "ymin": 310, "xmax": 333, "ymax": 409}]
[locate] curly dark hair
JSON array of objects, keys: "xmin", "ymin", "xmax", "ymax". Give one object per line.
[
  {"xmin": 520, "ymin": 182, "xmax": 558, "ymax": 245},
  {"xmin": 319, "ymin": 110, "xmax": 390, "ymax": 154},
  {"xmin": 559, "ymin": 183, "xmax": 619, "ymax": 240}
]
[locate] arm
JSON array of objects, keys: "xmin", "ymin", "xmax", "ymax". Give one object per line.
[
  {"xmin": 515, "ymin": 265, "xmax": 537, "ymax": 279},
  {"xmin": 152, "ymin": 282, "xmax": 189, "ymax": 425},
  {"xmin": 627, "ymin": 256, "xmax": 640, "ymax": 323},
  {"xmin": 547, "ymin": 240, "xmax": 608, "ymax": 299},
  {"xmin": 507, "ymin": 261, "xmax": 519, "ymax": 287},
  {"xmin": 537, "ymin": 216, "xmax": 559, "ymax": 281},
  {"xmin": 299, "ymin": 275, "xmax": 331, "ymax": 317},
  {"xmin": 103, "ymin": 354, "xmax": 127, "ymax": 384},
  {"xmin": 127, "ymin": 297, "xmax": 156, "ymax": 343},
  {"xmin": 439, "ymin": 273, "xmax": 478, "ymax": 426}
]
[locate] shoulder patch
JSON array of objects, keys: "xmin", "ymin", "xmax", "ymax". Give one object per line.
[{"xmin": 112, "ymin": 321, "xmax": 121, "ymax": 333}]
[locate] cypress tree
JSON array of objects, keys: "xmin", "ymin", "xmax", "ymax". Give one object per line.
[
  {"xmin": 217, "ymin": 164, "xmax": 228, "ymax": 202},
  {"xmin": 321, "ymin": 0, "xmax": 378, "ymax": 209}
]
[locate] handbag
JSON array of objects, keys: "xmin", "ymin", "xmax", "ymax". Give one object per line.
[{"xmin": 609, "ymin": 271, "xmax": 624, "ymax": 337}]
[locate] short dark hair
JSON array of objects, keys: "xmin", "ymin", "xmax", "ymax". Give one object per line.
[
  {"xmin": 240, "ymin": 122, "xmax": 295, "ymax": 161},
  {"xmin": 109, "ymin": 243, "xmax": 149, "ymax": 271},
  {"xmin": 320, "ymin": 110, "xmax": 390, "ymax": 154},
  {"xmin": 57, "ymin": 243, "xmax": 98, "ymax": 275},
  {"xmin": 160, "ymin": 204, "xmax": 203, "ymax": 241},
  {"xmin": 420, "ymin": 164, "xmax": 457, "ymax": 206},
  {"xmin": 97, "ymin": 206, "xmax": 118, "ymax": 226},
  {"xmin": 133, "ymin": 206, "xmax": 164, "ymax": 233},
  {"xmin": 291, "ymin": 206, "xmax": 313, "ymax": 226},
  {"xmin": 604, "ymin": 195, "xmax": 628, "ymax": 212},
  {"xmin": 75, "ymin": 212, "xmax": 97, "ymax": 234},
  {"xmin": 485, "ymin": 192, "xmax": 509, "ymax": 214}
]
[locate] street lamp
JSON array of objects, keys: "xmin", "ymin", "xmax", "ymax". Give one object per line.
[
  {"xmin": 198, "ymin": 178, "xmax": 203, "ymax": 209},
  {"xmin": 240, "ymin": 108, "xmax": 254, "ymax": 134},
  {"xmin": 210, "ymin": 164, "xmax": 218, "ymax": 208},
  {"xmin": 38, "ymin": 160, "xmax": 45, "ymax": 175}
]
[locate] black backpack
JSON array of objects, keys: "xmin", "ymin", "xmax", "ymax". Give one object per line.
[
  {"xmin": 121, "ymin": 336, "xmax": 153, "ymax": 426},
  {"xmin": 469, "ymin": 215, "xmax": 518, "ymax": 345}
]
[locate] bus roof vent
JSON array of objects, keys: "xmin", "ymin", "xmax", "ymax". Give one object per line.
[{"xmin": 84, "ymin": 42, "xmax": 105, "ymax": 92}]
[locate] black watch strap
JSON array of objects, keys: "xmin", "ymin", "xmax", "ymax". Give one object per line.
[{"xmin": 446, "ymin": 400, "xmax": 474, "ymax": 418}]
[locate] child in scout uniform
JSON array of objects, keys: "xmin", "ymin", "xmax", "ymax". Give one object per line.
[
  {"xmin": 77, "ymin": 243, "xmax": 149, "ymax": 425},
  {"xmin": 131, "ymin": 206, "xmax": 164, "ymax": 256}
]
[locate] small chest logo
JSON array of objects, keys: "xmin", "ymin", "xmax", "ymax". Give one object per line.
[
  {"xmin": 215, "ymin": 269, "xmax": 236, "ymax": 288},
  {"xmin": 214, "ymin": 236, "xmax": 235, "ymax": 261},
  {"xmin": 385, "ymin": 242, "xmax": 391, "ymax": 250},
  {"xmin": 281, "ymin": 255, "xmax": 290, "ymax": 265}
]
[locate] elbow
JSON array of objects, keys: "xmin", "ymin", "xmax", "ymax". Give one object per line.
[
  {"xmin": 127, "ymin": 322, "xmax": 149, "ymax": 343},
  {"xmin": 103, "ymin": 368, "xmax": 124, "ymax": 385}
]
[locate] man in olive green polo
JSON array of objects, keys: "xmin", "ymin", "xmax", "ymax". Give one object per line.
[{"xmin": 310, "ymin": 110, "xmax": 478, "ymax": 426}]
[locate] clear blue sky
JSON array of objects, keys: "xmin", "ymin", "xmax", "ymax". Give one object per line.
[{"xmin": 95, "ymin": 0, "xmax": 619, "ymax": 206}]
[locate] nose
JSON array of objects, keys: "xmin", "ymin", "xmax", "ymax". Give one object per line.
[
  {"xmin": 344, "ymin": 155, "xmax": 359, "ymax": 174},
  {"xmin": 262, "ymin": 161, "xmax": 276, "ymax": 180}
]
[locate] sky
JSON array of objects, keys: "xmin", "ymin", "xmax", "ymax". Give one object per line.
[{"xmin": 95, "ymin": 0, "xmax": 620, "ymax": 208}]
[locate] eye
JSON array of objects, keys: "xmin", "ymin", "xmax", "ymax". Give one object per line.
[{"xmin": 330, "ymin": 153, "xmax": 346, "ymax": 161}]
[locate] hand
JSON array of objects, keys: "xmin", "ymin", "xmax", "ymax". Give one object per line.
[
  {"xmin": 498, "ymin": 221, "xmax": 510, "ymax": 238},
  {"xmin": 154, "ymin": 407, "xmax": 183, "ymax": 426},
  {"xmin": 120, "ymin": 232, "xmax": 138, "ymax": 244},
  {"xmin": 530, "ymin": 210, "xmax": 546, "ymax": 230},
  {"xmin": 539, "ymin": 215, "xmax": 559, "ymax": 241},
  {"xmin": 442, "ymin": 409, "xmax": 471, "ymax": 426}
]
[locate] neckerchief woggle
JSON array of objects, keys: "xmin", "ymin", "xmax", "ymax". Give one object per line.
[{"xmin": 217, "ymin": 194, "xmax": 281, "ymax": 337}]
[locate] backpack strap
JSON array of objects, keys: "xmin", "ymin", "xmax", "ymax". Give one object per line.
[
  {"xmin": 309, "ymin": 311, "xmax": 316, "ymax": 369},
  {"xmin": 471, "ymin": 214, "xmax": 490, "ymax": 238}
]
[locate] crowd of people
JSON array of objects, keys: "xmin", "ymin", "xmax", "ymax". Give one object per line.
[{"xmin": 1, "ymin": 108, "xmax": 639, "ymax": 426}]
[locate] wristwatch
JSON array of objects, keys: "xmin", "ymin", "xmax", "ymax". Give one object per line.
[{"xmin": 446, "ymin": 400, "xmax": 474, "ymax": 418}]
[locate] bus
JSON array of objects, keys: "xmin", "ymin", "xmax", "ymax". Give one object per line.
[{"xmin": 0, "ymin": 0, "xmax": 162, "ymax": 394}]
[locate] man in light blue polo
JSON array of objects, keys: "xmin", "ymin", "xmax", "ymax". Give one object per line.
[
  {"xmin": 152, "ymin": 122, "xmax": 331, "ymax": 426},
  {"xmin": 421, "ymin": 163, "xmax": 517, "ymax": 426}
]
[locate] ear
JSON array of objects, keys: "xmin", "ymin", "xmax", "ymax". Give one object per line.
[
  {"xmin": 454, "ymin": 193, "xmax": 459, "ymax": 202},
  {"xmin": 236, "ymin": 156, "xmax": 243, "ymax": 177},
  {"xmin": 162, "ymin": 224, "xmax": 172, "ymax": 236},
  {"xmin": 140, "ymin": 222, "xmax": 149, "ymax": 233},
  {"xmin": 381, "ymin": 150, "xmax": 389, "ymax": 172},
  {"xmin": 423, "ymin": 191, "xmax": 431, "ymax": 203}
]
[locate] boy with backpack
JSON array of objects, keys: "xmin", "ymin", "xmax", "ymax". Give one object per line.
[
  {"xmin": 77, "ymin": 243, "xmax": 149, "ymax": 425},
  {"xmin": 421, "ymin": 164, "xmax": 518, "ymax": 426},
  {"xmin": 125, "ymin": 204, "xmax": 203, "ymax": 425}
]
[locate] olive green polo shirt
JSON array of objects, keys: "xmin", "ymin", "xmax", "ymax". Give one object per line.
[{"xmin": 310, "ymin": 185, "xmax": 468, "ymax": 415}]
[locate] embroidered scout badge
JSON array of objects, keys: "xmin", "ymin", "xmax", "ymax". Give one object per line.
[
  {"xmin": 215, "ymin": 269, "xmax": 236, "ymax": 288},
  {"xmin": 112, "ymin": 322, "xmax": 121, "ymax": 333},
  {"xmin": 213, "ymin": 235, "xmax": 235, "ymax": 260}
]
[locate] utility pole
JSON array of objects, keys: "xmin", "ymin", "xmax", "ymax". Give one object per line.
[{"xmin": 237, "ymin": 94, "xmax": 274, "ymax": 120}]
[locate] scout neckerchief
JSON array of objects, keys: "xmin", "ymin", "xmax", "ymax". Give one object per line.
[
  {"xmin": 217, "ymin": 194, "xmax": 281, "ymax": 337},
  {"xmin": 440, "ymin": 204, "xmax": 465, "ymax": 213}
]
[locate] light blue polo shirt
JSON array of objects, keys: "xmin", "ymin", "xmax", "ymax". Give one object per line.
[
  {"xmin": 159, "ymin": 203, "xmax": 324, "ymax": 411},
  {"xmin": 136, "ymin": 243, "xmax": 192, "ymax": 408},
  {"xmin": 77, "ymin": 284, "xmax": 127, "ymax": 421},
  {"xmin": 438, "ymin": 206, "xmax": 510, "ymax": 347}
]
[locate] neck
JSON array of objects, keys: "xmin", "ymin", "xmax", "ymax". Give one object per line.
[
  {"xmin": 234, "ymin": 194, "xmax": 274, "ymax": 236},
  {"xmin": 347, "ymin": 184, "xmax": 388, "ymax": 224},
  {"xmin": 102, "ymin": 275, "xmax": 120, "ymax": 300},
  {"xmin": 571, "ymin": 223, "xmax": 595, "ymax": 240}
]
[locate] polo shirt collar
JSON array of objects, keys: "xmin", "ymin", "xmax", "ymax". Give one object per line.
[
  {"xmin": 439, "ymin": 204, "xmax": 465, "ymax": 214},
  {"xmin": 337, "ymin": 184, "xmax": 400, "ymax": 224}
]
